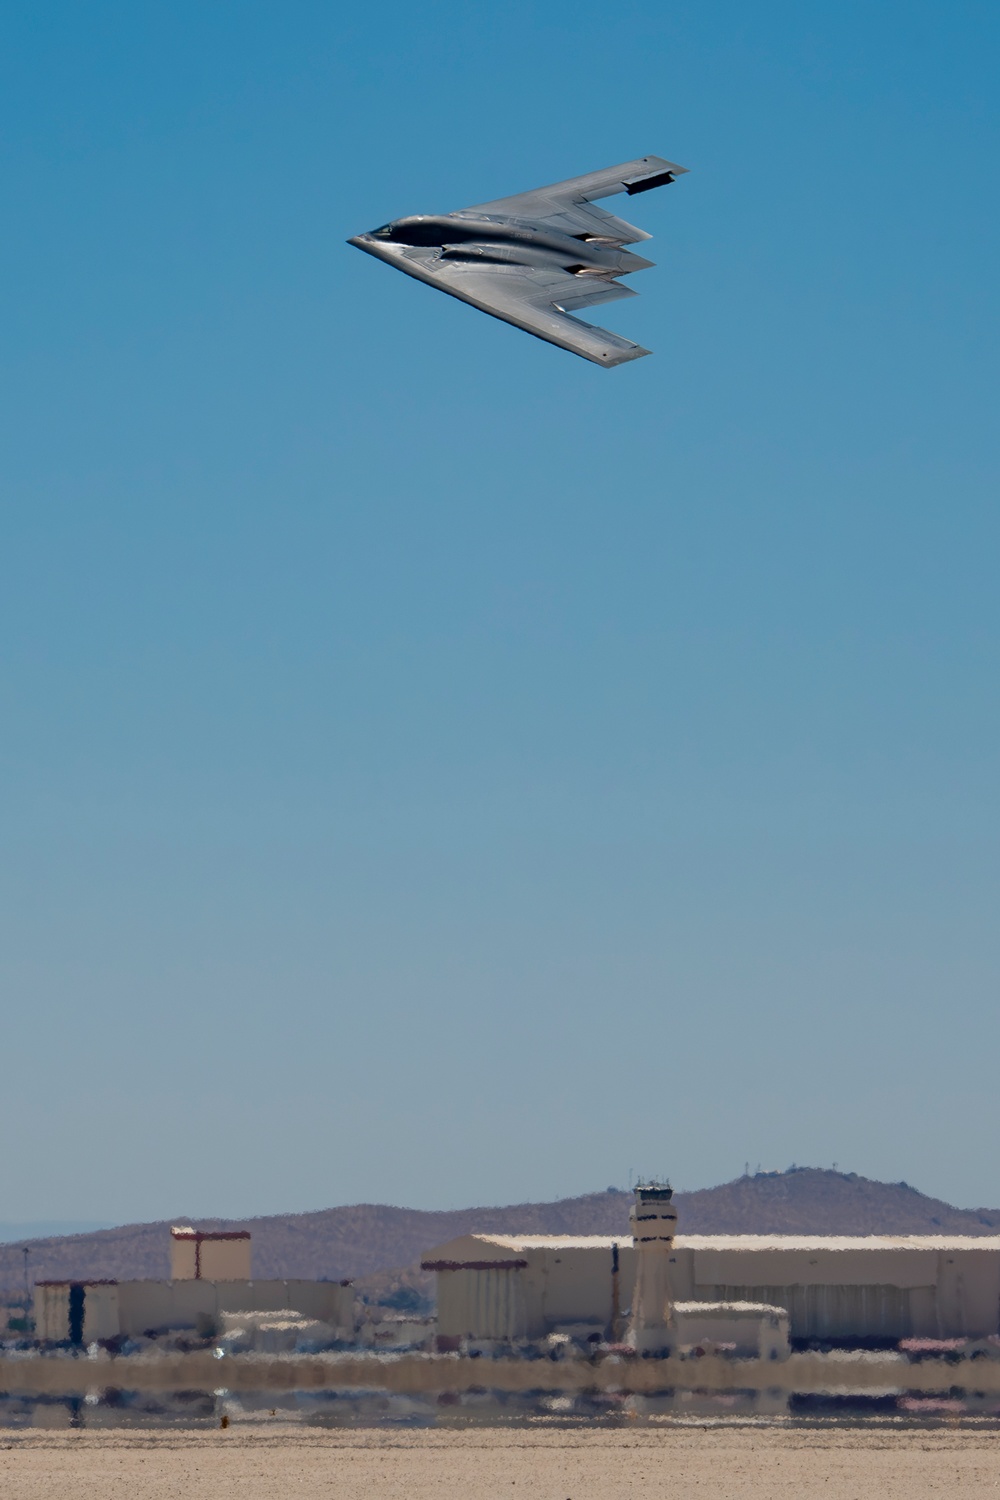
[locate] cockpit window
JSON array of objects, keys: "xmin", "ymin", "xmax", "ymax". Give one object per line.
[{"xmin": 372, "ymin": 224, "xmax": 394, "ymax": 237}]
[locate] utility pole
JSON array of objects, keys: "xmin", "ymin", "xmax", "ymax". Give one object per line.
[{"xmin": 22, "ymin": 1246, "xmax": 30, "ymax": 1310}]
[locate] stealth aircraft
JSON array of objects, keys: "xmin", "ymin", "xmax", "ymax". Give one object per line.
[{"xmin": 348, "ymin": 156, "xmax": 687, "ymax": 366}]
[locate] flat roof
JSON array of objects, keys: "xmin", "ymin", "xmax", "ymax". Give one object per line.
[
  {"xmin": 673, "ymin": 1300, "xmax": 786, "ymax": 1315},
  {"xmin": 423, "ymin": 1231, "xmax": 1000, "ymax": 1259},
  {"xmin": 681, "ymin": 1235, "xmax": 1000, "ymax": 1251},
  {"xmin": 461, "ymin": 1235, "xmax": 626, "ymax": 1251},
  {"xmin": 35, "ymin": 1280, "xmax": 118, "ymax": 1287},
  {"xmin": 170, "ymin": 1227, "xmax": 251, "ymax": 1240}
]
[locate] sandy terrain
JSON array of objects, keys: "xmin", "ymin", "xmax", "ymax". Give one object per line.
[{"xmin": 1, "ymin": 1424, "xmax": 998, "ymax": 1499}]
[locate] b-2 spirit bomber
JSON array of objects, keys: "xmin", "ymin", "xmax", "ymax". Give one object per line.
[{"xmin": 348, "ymin": 156, "xmax": 687, "ymax": 367}]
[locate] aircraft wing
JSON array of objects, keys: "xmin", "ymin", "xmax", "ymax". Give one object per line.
[
  {"xmin": 388, "ymin": 252, "xmax": 649, "ymax": 366},
  {"xmin": 460, "ymin": 156, "xmax": 688, "ymax": 245}
]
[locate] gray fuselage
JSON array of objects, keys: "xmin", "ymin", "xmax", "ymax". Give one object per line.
[{"xmin": 357, "ymin": 215, "xmax": 652, "ymax": 277}]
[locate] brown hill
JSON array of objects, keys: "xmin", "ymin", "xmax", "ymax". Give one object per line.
[
  {"xmin": 3, "ymin": 1169, "xmax": 998, "ymax": 1295},
  {"xmin": 677, "ymin": 1167, "xmax": 1000, "ymax": 1237}
]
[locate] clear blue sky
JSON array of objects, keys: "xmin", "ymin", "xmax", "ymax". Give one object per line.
[{"xmin": 2, "ymin": 1, "xmax": 998, "ymax": 1224}]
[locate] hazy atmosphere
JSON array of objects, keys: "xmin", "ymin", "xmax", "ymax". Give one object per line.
[{"xmin": 2, "ymin": 0, "xmax": 999, "ymax": 1225}]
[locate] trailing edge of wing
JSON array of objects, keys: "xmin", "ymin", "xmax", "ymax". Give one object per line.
[
  {"xmin": 466, "ymin": 156, "xmax": 688, "ymax": 219},
  {"xmin": 554, "ymin": 280, "xmax": 638, "ymax": 314}
]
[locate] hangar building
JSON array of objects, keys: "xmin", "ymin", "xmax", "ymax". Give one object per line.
[{"xmin": 422, "ymin": 1232, "xmax": 1000, "ymax": 1345}]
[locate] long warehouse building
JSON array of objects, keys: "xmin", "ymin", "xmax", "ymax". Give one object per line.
[
  {"xmin": 34, "ymin": 1277, "xmax": 355, "ymax": 1345},
  {"xmin": 422, "ymin": 1232, "xmax": 1000, "ymax": 1345}
]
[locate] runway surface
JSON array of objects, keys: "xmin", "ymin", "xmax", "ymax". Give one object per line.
[{"xmin": 2, "ymin": 1424, "xmax": 998, "ymax": 1499}]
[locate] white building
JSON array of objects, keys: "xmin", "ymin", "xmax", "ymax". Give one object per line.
[{"xmin": 671, "ymin": 1300, "xmax": 790, "ymax": 1359}]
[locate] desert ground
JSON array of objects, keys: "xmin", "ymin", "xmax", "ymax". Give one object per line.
[{"xmin": 1, "ymin": 1424, "xmax": 999, "ymax": 1499}]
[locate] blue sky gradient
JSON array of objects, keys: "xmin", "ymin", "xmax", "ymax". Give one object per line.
[{"xmin": 1, "ymin": 1, "xmax": 998, "ymax": 1221}]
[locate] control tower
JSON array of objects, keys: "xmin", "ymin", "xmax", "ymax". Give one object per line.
[{"xmin": 627, "ymin": 1182, "xmax": 677, "ymax": 1354}]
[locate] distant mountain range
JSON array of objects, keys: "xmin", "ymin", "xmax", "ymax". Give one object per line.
[
  {"xmin": 3, "ymin": 1168, "xmax": 998, "ymax": 1296},
  {"xmin": 0, "ymin": 1222, "xmax": 114, "ymax": 1245}
]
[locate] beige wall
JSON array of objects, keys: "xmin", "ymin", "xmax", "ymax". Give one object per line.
[
  {"xmin": 34, "ymin": 1285, "xmax": 70, "ymax": 1342},
  {"xmin": 200, "ymin": 1239, "xmax": 251, "ymax": 1281},
  {"xmin": 81, "ymin": 1283, "xmax": 121, "ymax": 1341},
  {"xmin": 437, "ymin": 1268, "xmax": 528, "ymax": 1342},
  {"xmin": 672, "ymin": 1243, "xmax": 1000, "ymax": 1340},
  {"xmin": 523, "ymin": 1245, "xmax": 637, "ymax": 1335},
  {"xmin": 169, "ymin": 1237, "xmax": 198, "ymax": 1279},
  {"xmin": 696, "ymin": 1281, "xmax": 917, "ymax": 1340},
  {"xmin": 434, "ymin": 1246, "xmax": 637, "ymax": 1341},
  {"xmin": 427, "ymin": 1236, "xmax": 1000, "ymax": 1344},
  {"xmin": 937, "ymin": 1249, "xmax": 1000, "ymax": 1338},
  {"xmin": 169, "ymin": 1231, "xmax": 251, "ymax": 1281},
  {"xmin": 35, "ymin": 1280, "xmax": 354, "ymax": 1342},
  {"xmin": 118, "ymin": 1279, "xmax": 353, "ymax": 1336},
  {"xmin": 33, "ymin": 1284, "xmax": 120, "ymax": 1344}
]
